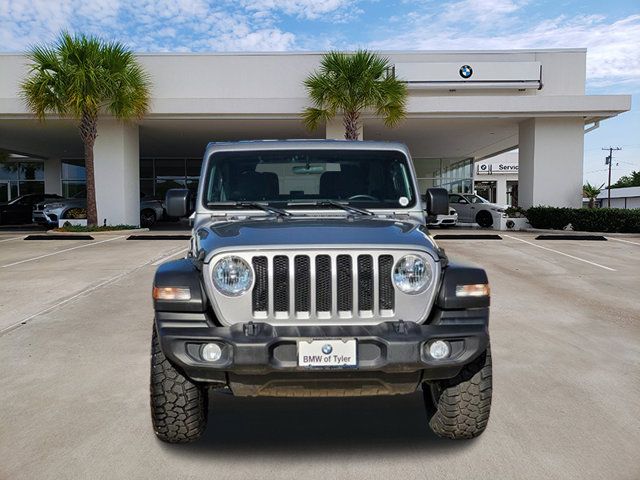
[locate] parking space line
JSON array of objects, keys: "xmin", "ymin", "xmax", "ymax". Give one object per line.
[
  {"xmin": 503, "ymin": 234, "xmax": 616, "ymax": 272},
  {"xmin": 0, "ymin": 235, "xmax": 125, "ymax": 268},
  {"xmin": 607, "ymin": 237, "xmax": 640, "ymax": 246},
  {"xmin": 151, "ymin": 247, "xmax": 190, "ymax": 265},
  {"xmin": 0, "ymin": 236, "xmax": 24, "ymax": 243},
  {"xmin": 0, "ymin": 269, "xmax": 134, "ymax": 335},
  {"xmin": 0, "ymin": 244, "xmax": 192, "ymax": 336}
]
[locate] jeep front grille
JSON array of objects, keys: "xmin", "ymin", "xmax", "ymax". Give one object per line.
[
  {"xmin": 204, "ymin": 249, "xmax": 439, "ymax": 326},
  {"xmin": 250, "ymin": 253, "xmax": 395, "ymax": 320}
]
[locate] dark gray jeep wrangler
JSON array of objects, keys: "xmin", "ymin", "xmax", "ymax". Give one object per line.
[{"xmin": 151, "ymin": 140, "xmax": 491, "ymax": 443}]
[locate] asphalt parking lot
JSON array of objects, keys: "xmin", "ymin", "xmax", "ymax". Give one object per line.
[{"xmin": 1, "ymin": 229, "xmax": 639, "ymax": 479}]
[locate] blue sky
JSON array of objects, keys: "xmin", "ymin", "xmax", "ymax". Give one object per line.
[{"xmin": 0, "ymin": 0, "xmax": 638, "ymax": 185}]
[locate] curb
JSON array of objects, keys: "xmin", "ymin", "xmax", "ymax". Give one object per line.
[
  {"xmin": 46, "ymin": 228, "xmax": 150, "ymax": 236},
  {"xmin": 521, "ymin": 228, "xmax": 640, "ymax": 237}
]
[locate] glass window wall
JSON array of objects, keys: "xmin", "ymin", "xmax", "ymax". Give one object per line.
[
  {"xmin": 61, "ymin": 159, "xmax": 86, "ymax": 198},
  {"xmin": 0, "ymin": 157, "xmax": 45, "ymax": 199},
  {"xmin": 414, "ymin": 157, "xmax": 473, "ymax": 195},
  {"xmin": 140, "ymin": 158, "xmax": 203, "ymax": 198}
]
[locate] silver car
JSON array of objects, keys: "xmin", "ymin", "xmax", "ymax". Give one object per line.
[
  {"xmin": 33, "ymin": 192, "xmax": 165, "ymax": 228},
  {"xmin": 448, "ymin": 193, "xmax": 507, "ymax": 228}
]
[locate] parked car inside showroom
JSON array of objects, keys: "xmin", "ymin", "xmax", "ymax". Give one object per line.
[
  {"xmin": 33, "ymin": 191, "xmax": 165, "ymax": 228},
  {"xmin": 448, "ymin": 193, "xmax": 507, "ymax": 228},
  {"xmin": 0, "ymin": 193, "xmax": 63, "ymax": 225}
]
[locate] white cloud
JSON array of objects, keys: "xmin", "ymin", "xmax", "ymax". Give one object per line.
[
  {"xmin": 439, "ymin": 0, "xmax": 526, "ymax": 24},
  {"xmin": 239, "ymin": 0, "xmax": 358, "ymax": 21},
  {"xmin": 0, "ymin": 0, "xmax": 299, "ymax": 52}
]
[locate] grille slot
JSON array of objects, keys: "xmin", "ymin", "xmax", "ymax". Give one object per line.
[
  {"xmin": 357, "ymin": 255, "xmax": 373, "ymax": 311},
  {"xmin": 273, "ymin": 255, "xmax": 289, "ymax": 312},
  {"xmin": 316, "ymin": 255, "xmax": 332, "ymax": 312},
  {"xmin": 294, "ymin": 255, "xmax": 311, "ymax": 313},
  {"xmin": 336, "ymin": 255, "xmax": 353, "ymax": 312},
  {"xmin": 252, "ymin": 256, "xmax": 268, "ymax": 313},
  {"xmin": 378, "ymin": 255, "xmax": 395, "ymax": 311}
]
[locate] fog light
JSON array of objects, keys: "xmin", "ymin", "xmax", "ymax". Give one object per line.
[
  {"xmin": 201, "ymin": 343, "xmax": 223, "ymax": 362},
  {"xmin": 428, "ymin": 340, "xmax": 451, "ymax": 360}
]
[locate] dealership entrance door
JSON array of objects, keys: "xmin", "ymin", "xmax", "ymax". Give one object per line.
[
  {"xmin": 0, "ymin": 181, "xmax": 9, "ymax": 202},
  {"xmin": 475, "ymin": 181, "xmax": 497, "ymax": 203}
]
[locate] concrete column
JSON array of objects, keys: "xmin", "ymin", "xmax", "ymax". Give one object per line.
[
  {"xmin": 93, "ymin": 120, "xmax": 140, "ymax": 226},
  {"xmin": 325, "ymin": 118, "xmax": 363, "ymax": 140},
  {"xmin": 44, "ymin": 157, "xmax": 62, "ymax": 195},
  {"xmin": 518, "ymin": 118, "xmax": 584, "ymax": 208},
  {"xmin": 495, "ymin": 177, "xmax": 507, "ymax": 205}
]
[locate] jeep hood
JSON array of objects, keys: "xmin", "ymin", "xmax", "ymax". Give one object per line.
[{"xmin": 196, "ymin": 216, "xmax": 437, "ymax": 255}]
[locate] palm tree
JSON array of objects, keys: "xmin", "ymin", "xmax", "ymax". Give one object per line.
[
  {"xmin": 303, "ymin": 50, "xmax": 407, "ymax": 140},
  {"xmin": 21, "ymin": 32, "xmax": 150, "ymax": 226},
  {"xmin": 583, "ymin": 182, "xmax": 604, "ymax": 209}
]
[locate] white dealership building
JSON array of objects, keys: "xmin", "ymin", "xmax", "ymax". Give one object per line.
[{"xmin": 0, "ymin": 49, "xmax": 631, "ymax": 225}]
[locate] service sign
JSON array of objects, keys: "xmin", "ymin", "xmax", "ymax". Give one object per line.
[{"xmin": 477, "ymin": 163, "xmax": 518, "ymax": 174}]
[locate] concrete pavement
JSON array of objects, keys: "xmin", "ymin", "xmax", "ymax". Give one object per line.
[{"xmin": 0, "ymin": 230, "xmax": 639, "ymax": 479}]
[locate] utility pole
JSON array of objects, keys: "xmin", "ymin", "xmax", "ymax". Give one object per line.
[{"xmin": 602, "ymin": 147, "xmax": 622, "ymax": 208}]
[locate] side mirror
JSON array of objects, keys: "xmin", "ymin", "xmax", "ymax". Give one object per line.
[
  {"xmin": 165, "ymin": 189, "xmax": 191, "ymax": 218},
  {"xmin": 425, "ymin": 188, "xmax": 449, "ymax": 216}
]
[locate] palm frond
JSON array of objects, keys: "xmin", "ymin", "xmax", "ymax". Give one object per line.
[
  {"xmin": 302, "ymin": 107, "xmax": 333, "ymax": 131},
  {"xmin": 302, "ymin": 49, "xmax": 407, "ymax": 133},
  {"xmin": 20, "ymin": 31, "xmax": 151, "ymax": 122}
]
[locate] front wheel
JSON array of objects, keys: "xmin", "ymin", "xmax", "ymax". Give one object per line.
[
  {"xmin": 424, "ymin": 345, "xmax": 492, "ymax": 440},
  {"xmin": 150, "ymin": 326, "xmax": 208, "ymax": 443},
  {"xmin": 140, "ymin": 209, "xmax": 157, "ymax": 228},
  {"xmin": 476, "ymin": 210, "xmax": 494, "ymax": 228}
]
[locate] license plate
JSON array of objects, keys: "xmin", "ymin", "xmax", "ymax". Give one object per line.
[{"xmin": 298, "ymin": 339, "xmax": 357, "ymax": 368}]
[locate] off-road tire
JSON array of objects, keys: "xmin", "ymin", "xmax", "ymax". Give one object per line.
[
  {"xmin": 150, "ymin": 326, "xmax": 208, "ymax": 443},
  {"xmin": 425, "ymin": 346, "xmax": 492, "ymax": 440},
  {"xmin": 476, "ymin": 210, "xmax": 493, "ymax": 228}
]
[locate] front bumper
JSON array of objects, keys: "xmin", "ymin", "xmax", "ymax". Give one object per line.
[
  {"xmin": 427, "ymin": 215, "xmax": 458, "ymax": 226},
  {"xmin": 32, "ymin": 210, "xmax": 57, "ymax": 226},
  {"xmin": 155, "ymin": 312, "xmax": 489, "ymax": 384}
]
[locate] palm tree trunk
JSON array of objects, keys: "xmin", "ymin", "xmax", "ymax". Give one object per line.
[
  {"xmin": 343, "ymin": 111, "xmax": 360, "ymax": 140},
  {"xmin": 79, "ymin": 112, "xmax": 98, "ymax": 226}
]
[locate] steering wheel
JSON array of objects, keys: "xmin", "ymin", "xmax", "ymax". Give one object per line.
[{"xmin": 348, "ymin": 194, "xmax": 378, "ymax": 201}]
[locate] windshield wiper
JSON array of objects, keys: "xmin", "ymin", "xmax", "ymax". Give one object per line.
[
  {"xmin": 209, "ymin": 201, "xmax": 292, "ymax": 217},
  {"xmin": 287, "ymin": 200, "xmax": 373, "ymax": 216}
]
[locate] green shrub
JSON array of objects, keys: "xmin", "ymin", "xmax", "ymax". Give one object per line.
[
  {"xmin": 572, "ymin": 208, "xmax": 640, "ymax": 233},
  {"xmin": 525, "ymin": 206, "xmax": 575, "ymax": 230},
  {"xmin": 64, "ymin": 207, "xmax": 87, "ymax": 219},
  {"xmin": 505, "ymin": 206, "xmax": 527, "ymax": 218},
  {"xmin": 524, "ymin": 206, "xmax": 640, "ymax": 233}
]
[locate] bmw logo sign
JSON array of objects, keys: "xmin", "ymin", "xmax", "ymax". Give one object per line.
[
  {"xmin": 322, "ymin": 344, "xmax": 333, "ymax": 355},
  {"xmin": 459, "ymin": 65, "xmax": 473, "ymax": 79}
]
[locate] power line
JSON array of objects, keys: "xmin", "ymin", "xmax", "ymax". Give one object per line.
[{"xmin": 603, "ymin": 146, "xmax": 622, "ymax": 208}]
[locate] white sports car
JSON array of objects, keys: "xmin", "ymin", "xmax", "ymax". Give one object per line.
[{"xmin": 427, "ymin": 207, "xmax": 458, "ymax": 228}]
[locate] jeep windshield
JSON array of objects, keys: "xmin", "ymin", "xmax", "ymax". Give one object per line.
[{"xmin": 202, "ymin": 149, "xmax": 416, "ymax": 210}]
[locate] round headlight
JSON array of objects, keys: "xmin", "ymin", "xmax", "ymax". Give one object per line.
[
  {"xmin": 212, "ymin": 256, "xmax": 253, "ymax": 296},
  {"xmin": 393, "ymin": 254, "xmax": 433, "ymax": 294}
]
